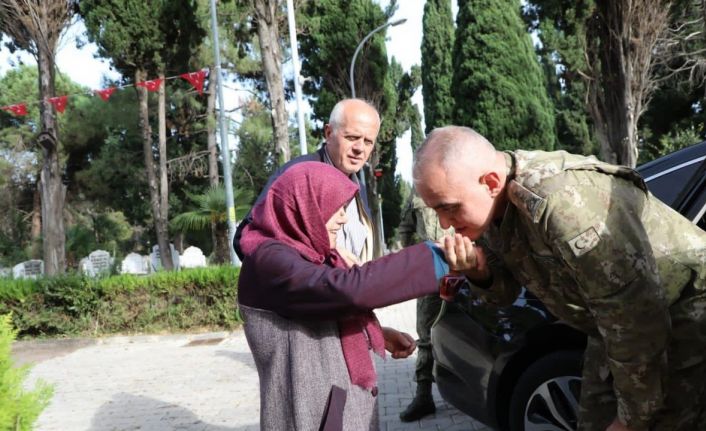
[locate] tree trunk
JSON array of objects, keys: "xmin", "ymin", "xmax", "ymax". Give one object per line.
[
  {"xmin": 31, "ymin": 184, "xmax": 42, "ymax": 259},
  {"xmin": 253, "ymin": 0, "xmax": 290, "ymax": 165},
  {"xmin": 37, "ymin": 48, "xmax": 66, "ymax": 275},
  {"xmin": 212, "ymin": 223, "xmax": 229, "ymax": 264},
  {"xmin": 157, "ymin": 72, "xmax": 174, "ymax": 269},
  {"xmin": 586, "ymin": 0, "xmax": 669, "ymax": 167},
  {"xmin": 137, "ymin": 68, "xmax": 173, "ymax": 270}
]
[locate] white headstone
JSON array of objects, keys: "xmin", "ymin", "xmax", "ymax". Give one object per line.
[
  {"xmin": 180, "ymin": 246, "xmax": 207, "ymax": 268},
  {"xmin": 79, "ymin": 257, "xmax": 96, "ymax": 277},
  {"xmin": 88, "ymin": 249, "xmax": 112, "ymax": 275},
  {"xmin": 120, "ymin": 252, "xmax": 149, "ymax": 275},
  {"xmin": 150, "ymin": 244, "xmax": 180, "ymax": 271},
  {"xmin": 142, "ymin": 255, "xmax": 152, "ymax": 274},
  {"xmin": 12, "ymin": 259, "xmax": 44, "ymax": 279}
]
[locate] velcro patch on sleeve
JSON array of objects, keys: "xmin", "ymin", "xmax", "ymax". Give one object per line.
[{"xmin": 567, "ymin": 226, "xmax": 600, "ymax": 257}]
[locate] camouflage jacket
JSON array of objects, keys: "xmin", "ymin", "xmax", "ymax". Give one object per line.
[
  {"xmin": 479, "ymin": 150, "xmax": 706, "ymax": 429},
  {"xmin": 398, "ymin": 189, "xmax": 452, "ymax": 246}
]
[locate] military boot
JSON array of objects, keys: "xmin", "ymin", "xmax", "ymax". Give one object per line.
[{"xmin": 399, "ymin": 381, "xmax": 436, "ymax": 422}]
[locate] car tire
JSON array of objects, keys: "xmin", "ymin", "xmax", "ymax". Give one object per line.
[{"xmin": 508, "ymin": 350, "xmax": 583, "ymax": 431}]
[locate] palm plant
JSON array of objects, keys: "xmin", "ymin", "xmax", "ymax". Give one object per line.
[{"xmin": 171, "ymin": 186, "xmax": 253, "ymax": 264}]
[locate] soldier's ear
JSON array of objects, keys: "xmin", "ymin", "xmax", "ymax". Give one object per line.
[
  {"xmin": 481, "ymin": 171, "xmax": 503, "ymax": 198},
  {"xmin": 324, "ymin": 124, "xmax": 333, "ymax": 140}
]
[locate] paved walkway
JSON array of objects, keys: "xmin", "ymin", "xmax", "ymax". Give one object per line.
[{"xmin": 14, "ymin": 300, "xmax": 493, "ymax": 431}]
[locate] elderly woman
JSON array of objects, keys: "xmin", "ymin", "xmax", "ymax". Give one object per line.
[{"xmin": 238, "ymin": 162, "xmax": 450, "ymax": 431}]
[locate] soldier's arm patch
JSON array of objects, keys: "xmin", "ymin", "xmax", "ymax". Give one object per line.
[
  {"xmin": 507, "ymin": 180, "xmax": 547, "ymax": 223},
  {"xmin": 567, "ymin": 226, "xmax": 600, "ymax": 257}
]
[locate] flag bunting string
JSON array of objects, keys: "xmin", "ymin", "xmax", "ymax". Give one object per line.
[{"xmin": 0, "ymin": 69, "xmax": 208, "ymax": 117}]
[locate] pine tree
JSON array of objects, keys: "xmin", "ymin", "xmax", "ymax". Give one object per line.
[
  {"xmin": 81, "ymin": 0, "xmax": 206, "ymax": 270},
  {"xmin": 524, "ymin": 1, "xmax": 596, "ymax": 155},
  {"xmin": 298, "ymin": 0, "xmax": 394, "ymax": 127},
  {"xmin": 452, "ymin": 0, "xmax": 556, "ymax": 151},
  {"xmin": 421, "ymin": 0, "xmax": 454, "ymax": 133},
  {"xmin": 0, "ymin": 1, "xmax": 75, "ymax": 275}
]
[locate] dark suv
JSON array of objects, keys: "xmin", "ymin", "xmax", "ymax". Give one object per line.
[{"xmin": 431, "ymin": 142, "xmax": 706, "ymax": 431}]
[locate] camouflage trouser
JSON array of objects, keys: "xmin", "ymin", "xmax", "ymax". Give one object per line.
[
  {"xmin": 578, "ymin": 288, "xmax": 706, "ymax": 431},
  {"xmin": 414, "ymin": 294, "xmax": 443, "ymax": 384}
]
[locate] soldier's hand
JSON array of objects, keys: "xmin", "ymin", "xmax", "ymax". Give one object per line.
[{"xmin": 442, "ymin": 234, "xmax": 490, "ymax": 282}]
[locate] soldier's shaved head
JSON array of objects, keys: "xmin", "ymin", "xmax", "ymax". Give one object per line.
[
  {"xmin": 413, "ymin": 126, "xmax": 499, "ymax": 186},
  {"xmin": 412, "ymin": 126, "xmax": 510, "ymax": 240}
]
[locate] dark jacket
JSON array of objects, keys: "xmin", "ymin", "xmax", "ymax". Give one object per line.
[{"xmin": 234, "ymin": 146, "xmax": 376, "ymax": 260}]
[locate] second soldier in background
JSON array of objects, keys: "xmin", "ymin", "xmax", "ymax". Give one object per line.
[{"xmin": 397, "ymin": 189, "xmax": 453, "ymax": 422}]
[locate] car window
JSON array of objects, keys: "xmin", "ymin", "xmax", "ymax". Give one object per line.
[{"xmin": 644, "ymin": 158, "xmax": 704, "ymax": 207}]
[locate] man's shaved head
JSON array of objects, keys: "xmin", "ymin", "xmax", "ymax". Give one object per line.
[
  {"xmin": 411, "ymin": 126, "xmax": 507, "ymax": 240},
  {"xmin": 413, "ymin": 126, "xmax": 496, "ymax": 186}
]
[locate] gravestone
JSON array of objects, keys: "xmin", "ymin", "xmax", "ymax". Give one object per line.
[
  {"xmin": 89, "ymin": 250, "xmax": 112, "ymax": 275},
  {"xmin": 180, "ymin": 246, "xmax": 207, "ymax": 268},
  {"xmin": 142, "ymin": 255, "xmax": 152, "ymax": 274},
  {"xmin": 150, "ymin": 244, "xmax": 180, "ymax": 271},
  {"xmin": 79, "ymin": 257, "xmax": 95, "ymax": 277},
  {"xmin": 12, "ymin": 259, "xmax": 44, "ymax": 279},
  {"xmin": 120, "ymin": 252, "xmax": 149, "ymax": 275}
]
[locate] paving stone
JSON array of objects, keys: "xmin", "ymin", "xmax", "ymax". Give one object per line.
[{"xmin": 15, "ymin": 300, "xmax": 493, "ymax": 430}]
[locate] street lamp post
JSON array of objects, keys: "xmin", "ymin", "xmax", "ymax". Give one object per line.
[
  {"xmin": 349, "ymin": 18, "xmax": 406, "ymax": 256},
  {"xmin": 349, "ymin": 18, "xmax": 407, "ymax": 98},
  {"xmin": 209, "ymin": 0, "xmax": 239, "ymax": 266},
  {"xmin": 285, "ymin": 0, "xmax": 308, "ymax": 156}
]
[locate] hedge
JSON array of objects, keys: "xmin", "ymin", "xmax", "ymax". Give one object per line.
[{"xmin": 0, "ymin": 266, "xmax": 240, "ymax": 339}]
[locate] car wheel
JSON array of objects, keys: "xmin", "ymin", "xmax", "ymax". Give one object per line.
[{"xmin": 508, "ymin": 350, "xmax": 583, "ymax": 431}]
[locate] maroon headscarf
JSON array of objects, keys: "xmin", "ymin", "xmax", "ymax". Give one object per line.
[
  {"xmin": 240, "ymin": 161, "xmax": 358, "ymax": 263},
  {"xmin": 240, "ymin": 161, "xmax": 385, "ymax": 390}
]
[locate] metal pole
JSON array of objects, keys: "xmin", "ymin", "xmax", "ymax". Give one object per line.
[
  {"xmin": 378, "ymin": 197, "xmax": 385, "ymax": 252},
  {"xmin": 349, "ymin": 18, "xmax": 406, "ymax": 255},
  {"xmin": 209, "ymin": 0, "xmax": 240, "ymax": 266},
  {"xmin": 349, "ymin": 18, "xmax": 406, "ymax": 98},
  {"xmin": 286, "ymin": 0, "xmax": 308, "ymax": 156}
]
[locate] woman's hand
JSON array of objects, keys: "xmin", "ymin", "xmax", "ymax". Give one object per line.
[
  {"xmin": 441, "ymin": 234, "xmax": 490, "ymax": 282},
  {"xmin": 382, "ymin": 327, "xmax": 416, "ymax": 359}
]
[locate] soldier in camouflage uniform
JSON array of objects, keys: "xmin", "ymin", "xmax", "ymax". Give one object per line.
[
  {"xmin": 396, "ymin": 189, "xmax": 453, "ymax": 422},
  {"xmin": 413, "ymin": 126, "xmax": 706, "ymax": 431}
]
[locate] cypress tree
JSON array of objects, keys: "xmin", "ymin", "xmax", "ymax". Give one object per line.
[
  {"xmin": 524, "ymin": 1, "xmax": 596, "ymax": 155},
  {"xmin": 421, "ymin": 0, "xmax": 455, "ymax": 133},
  {"xmin": 452, "ymin": 0, "xmax": 556, "ymax": 150}
]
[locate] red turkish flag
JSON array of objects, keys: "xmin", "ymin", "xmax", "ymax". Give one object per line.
[
  {"xmin": 180, "ymin": 70, "xmax": 207, "ymax": 95},
  {"xmin": 94, "ymin": 87, "xmax": 117, "ymax": 101},
  {"xmin": 48, "ymin": 96, "xmax": 68, "ymax": 113},
  {"xmin": 136, "ymin": 78, "xmax": 163, "ymax": 92},
  {"xmin": 1, "ymin": 103, "xmax": 28, "ymax": 116}
]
